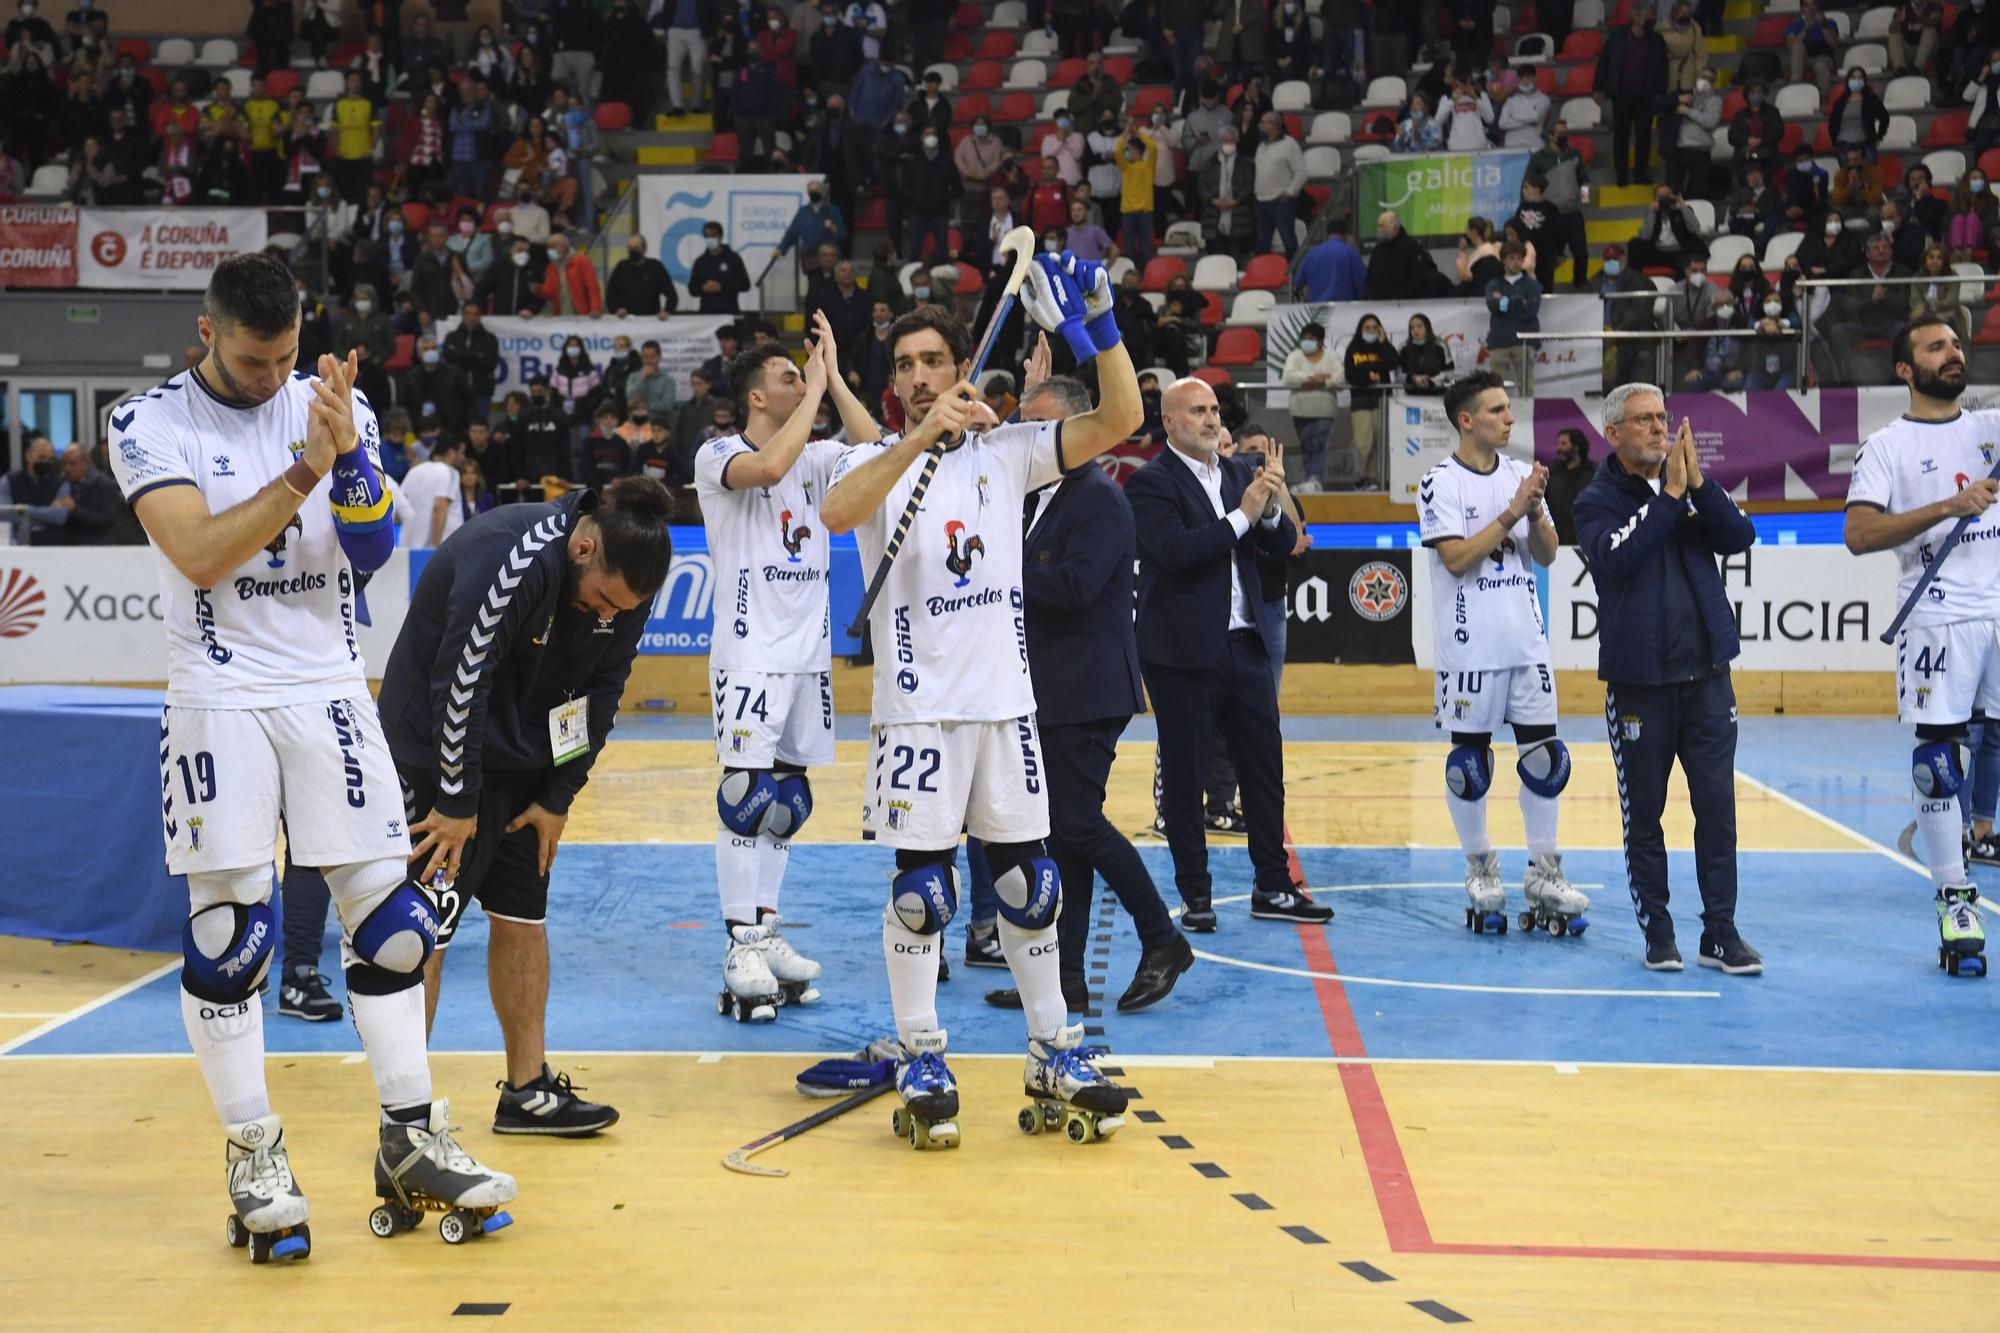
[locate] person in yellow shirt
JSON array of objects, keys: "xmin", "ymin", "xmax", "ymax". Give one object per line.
[
  {"xmin": 1116, "ymin": 125, "xmax": 1160, "ymax": 264},
  {"xmin": 332, "ymin": 70, "xmax": 378, "ymax": 204},
  {"xmin": 242, "ymin": 73, "xmax": 284, "ymax": 204}
]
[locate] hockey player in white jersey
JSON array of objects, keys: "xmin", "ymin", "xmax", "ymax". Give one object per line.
[
  {"xmin": 1420, "ymin": 371, "xmax": 1588, "ymax": 938},
  {"xmin": 822, "ymin": 258, "xmax": 1142, "ymax": 1147},
  {"xmin": 1844, "ymin": 316, "xmax": 1997, "ymax": 977},
  {"xmin": 110, "ymin": 254, "xmax": 514, "ymax": 1261},
  {"xmin": 697, "ymin": 312, "xmax": 872, "ymax": 1020}
]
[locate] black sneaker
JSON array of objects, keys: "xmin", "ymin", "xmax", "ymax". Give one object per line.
[
  {"xmin": 964, "ymin": 927, "xmax": 1007, "ymax": 969},
  {"xmin": 493, "ymin": 1065, "xmax": 620, "ymax": 1136},
  {"xmin": 1970, "ymin": 832, "xmax": 2000, "ymax": 867},
  {"xmin": 276, "ymin": 965, "xmax": 340, "ymax": 1022},
  {"xmin": 1205, "ymin": 806, "xmax": 1247, "ymax": 836},
  {"xmin": 1180, "ymin": 898, "xmax": 1218, "ymax": 933},
  {"xmin": 1141, "ymin": 814, "xmax": 1168, "ymax": 840},
  {"xmin": 1644, "ymin": 938, "xmax": 1684, "ymax": 972},
  {"xmin": 1250, "ymin": 888, "xmax": 1333, "ymax": 924},
  {"xmin": 1697, "ymin": 930, "xmax": 1763, "ymax": 976},
  {"xmin": 937, "ymin": 953, "xmax": 951, "ymax": 983}
]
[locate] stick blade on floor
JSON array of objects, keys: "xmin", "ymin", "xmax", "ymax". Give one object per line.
[{"xmin": 722, "ymin": 1082, "xmax": 893, "ymax": 1178}]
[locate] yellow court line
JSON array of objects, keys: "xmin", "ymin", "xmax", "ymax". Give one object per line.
[{"xmin": 0, "ymin": 959, "xmax": 179, "ymax": 1057}]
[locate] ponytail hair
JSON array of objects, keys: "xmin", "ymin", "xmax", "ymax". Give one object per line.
[{"xmin": 593, "ymin": 476, "xmax": 674, "ymax": 597}]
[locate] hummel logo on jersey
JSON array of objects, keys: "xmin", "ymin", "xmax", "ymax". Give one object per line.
[
  {"xmin": 779, "ymin": 509, "xmax": 811, "ymax": 562},
  {"xmin": 1465, "ymin": 506, "xmax": 1479, "ymax": 521},
  {"xmin": 943, "ymin": 520, "xmax": 985, "ymax": 588},
  {"xmin": 264, "ymin": 513, "xmax": 302, "ymax": 569},
  {"xmin": 1921, "ymin": 458, "xmax": 1938, "ymax": 473},
  {"xmin": 212, "ymin": 454, "xmax": 236, "ymax": 477}
]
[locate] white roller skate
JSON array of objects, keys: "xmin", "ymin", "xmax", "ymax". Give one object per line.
[
  {"xmin": 1521, "ymin": 852, "xmax": 1590, "ymax": 937},
  {"xmin": 222, "ymin": 1113, "xmax": 311, "ymax": 1264},
  {"xmin": 369, "ymin": 1099, "xmax": 517, "ymax": 1245},
  {"xmin": 1463, "ymin": 851, "xmax": 1507, "ymax": 934},
  {"xmin": 890, "ymin": 1028, "xmax": 960, "ymax": 1150},
  {"xmin": 718, "ymin": 923, "xmax": 782, "ymax": 1022},
  {"xmin": 1020, "ymin": 1023, "xmax": 1129, "ymax": 1144},
  {"xmin": 1938, "ymin": 884, "xmax": 1988, "ymax": 978},
  {"xmin": 754, "ymin": 912, "xmax": 822, "ymax": 1006}
]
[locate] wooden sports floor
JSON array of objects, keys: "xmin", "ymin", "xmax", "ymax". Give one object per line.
[{"xmin": 3, "ymin": 715, "xmax": 1995, "ymax": 1330}]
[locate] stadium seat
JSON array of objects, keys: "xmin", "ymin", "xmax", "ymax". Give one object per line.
[
  {"xmin": 991, "ymin": 0, "xmax": 1028, "ymax": 26},
  {"xmin": 953, "ymin": 2, "xmax": 983, "ymax": 26},
  {"xmin": 705, "ymin": 131, "xmax": 739, "ymax": 163},
  {"xmin": 1762, "ymin": 230, "xmax": 1804, "ymax": 268},
  {"xmin": 1855, "ymin": 4, "xmax": 1895, "ymax": 37},
  {"xmin": 1141, "ymin": 256, "xmax": 1187, "ymax": 291},
  {"xmin": 1131, "ymin": 87, "xmax": 1174, "ymax": 117},
  {"xmin": 942, "ymin": 32, "xmax": 971, "ymax": 59},
  {"xmin": 1241, "ymin": 254, "xmax": 1289, "ymax": 291},
  {"xmin": 195, "ymin": 38, "xmax": 237, "ymax": 67},
  {"xmin": 1308, "ymin": 111, "xmax": 1351, "ymax": 145},
  {"xmin": 115, "ymin": 37, "xmax": 151, "ymax": 63},
  {"xmin": 1210, "ymin": 327, "xmax": 1262, "ymax": 366},
  {"xmin": 1977, "ymin": 306, "xmax": 2000, "ymax": 347},
  {"xmin": 1532, "ymin": 66, "xmax": 1557, "ymax": 95},
  {"xmin": 1003, "ymin": 58, "xmax": 1044, "ymax": 89},
  {"xmin": 594, "ymin": 102, "xmax": 631, "ymax": 131},
  {"xmin": 1982, "ymin": 147, "xmax": 2000, "ymax": 181},
  {"xmin": 1038, "ymin": 90, "xmax": 1070, "ymax": 119},
  {"xmin": 219, "ymin": 68, "xmax": 251, "ymax": 99},
  {"xmin": 1021, "ymin": 28, "xmax": 1057, "ymax": 57},
  {"xmin": 1559, "ymin": 95, "xmax": 1600, "ymax": 132},
  {"xmin": 1882, "ymin": 75, "xmax": 1929, "ymax": 112},
  {"xmin": 1925, "ymin": 110, "xmax": 1970, "ymax": 149},
  {"xmin": 155, "ymin": 37, "xmax": 195, "ymax": 66},
  {"xmin": 1192, "ymin": 255, "xmax": 1239, "ymax": 291},
  {"xmin": 1751, "ymin": 15, "xmax": 1790, "ymax": 46},
  {"xmin": 976, "ymin": 31, "xmax": 1018, "ymax": 59},
  {"xmin": 264, "ymin": 69, "xmax": 299, "ymax": 97},
  {"xmin": 1574, "ymin": 0, "xmax": 1605, "ymax": 25},
  {"xmin": 961, "ymin": 61, "xmax": 1002, "ymax": 91},
  {"xmin": 952, "ymin": 93, "xmax": 990, "ymax": 123},
  {"xmin": 1104, "ymin": 55, "xmax": 1134, "ymax": 81},
  {"xmin": 386, "ymin": 334, "xmax": 415, "ymax": 371},
  {"xmin": 1192, "ymin": 366, "xmax": 1233, "ymax": 388},
  {"xmin": 923, "ymin": 62, "xmax": 960, "ymax": 89},
  {"xmin": 1283, "ymin": 112, "xmax": 1304, "ymax": 140},
  {"xmin": 1305, "ymin": 145, "xmax": 1342, "ymax": 178},
  {"xmin": 1049, "ymin": 57, "xmax": 1086, "ymax": 88},
  {"xmin": 1684, "ymin": 199, "xmax": 1716, "ymax": 235},
  {"xmin": 1513, "ymin": 33, "xmax": 1553, "ymax": 62},
  {"xmin": 400, "ymin": 202, "xmax": 432, "ymax": 233},
  {"xmin": 1775, "ymin": 83, "xmax": 1819, "ymax": 120},
  {"xmin": 954, "ymin": 261, "xmax": 984, "ymax": 294},
  {"xmin": 1845, "ymin": 42, "xmax": 1887, "ymax": 75},
  {"xmin": 1557, "ymin": 63, "xmax": 1594, "ymax": 96},
  {"xmin": 1273, "ymin": 79, "xmax": 1313, "ymax": 111},
  {"xmin": 1352, "ymin": 143, "xmax": 1390, "ymax": 164},
  {"xmin": 1924, "ymin": 149, "xmax": 1966, "ymax": 186},
  {"xmin": 1881, "ymin": 115, "xmax": 1918, "ymax": 151},
  {"xmin": 1362, "ymin": 76, "xmax": 1406, "ymax": 107},
  {"xmin": 1558, "ymin": 30, "xmax": 1601, "ymax": 60},
  {"xmin": 1158, "ymin": 220, "xmax": 1205, "ymax": 256},
  {"xmin": 305, "ymin": 68, "xmax": 345, "ymax": 100},
  {"xmin": 1706, "ymin": 234, "xmax": 1753, "ymax": 273},
  {"xmin": 1226, "ymin": 290, "xmax": 1276, "ymax": 327},
  {"xmin": 23, "ymin": 164, "xmax": 67, "ymax": 198},
  {"xmin": 995, "ymin": 92, "xmax": 1034, "ymax": 121},
  {"xmin": 1107, "ymin": 256, "xmax": 1137, "ymax": 286}
]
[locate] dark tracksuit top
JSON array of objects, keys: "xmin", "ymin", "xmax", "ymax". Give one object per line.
[
  {"xmin": 379, "ymin": 488, "xmax": 651, "ymax": 821},
  {"xmin": 1572, "ymin": 453, "xmax": 1756, "ymax": 939}
]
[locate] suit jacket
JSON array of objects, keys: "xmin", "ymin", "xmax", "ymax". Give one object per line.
[
  {"xmin": 1023, "ymin": 464, "xmax": 1147, "ymax": 727},
  {"xmin": 1126, "ymin": 447, "xmax": 1297, "ymax": 670}
]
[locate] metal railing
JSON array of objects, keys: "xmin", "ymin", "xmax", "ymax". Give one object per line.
[
  {"xmin": 1516, "ymin": 328, "xmax": 1806, "ymax": 395},
  {"xmin": 1797, "ymin": 273, "xmax": 1980, "ymax": 388}
]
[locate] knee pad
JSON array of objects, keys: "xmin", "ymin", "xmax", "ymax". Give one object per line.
[
  {"xmin": 888, "ymin": 859, "xmax": 959, "ymax": 935},
  {"xmin": 181, "ymin": 872, "xmax": 278, "ymax": 996},
  {"xmin": 330, "ymin": 858, "xmax": 438, "ymax": 994},
  {"xmin": 1914, "ymin": 737, "xmax": 1968, "ymax": 800},
  {"xmin": 1445, "ymin": 743, "xmax": 1494, "ymax": 802},
  {"xmin": 771, "ymin": 771, "xmax": 813, "ymax": 837},
  {"xmin": 987, "ymin": 840, "xmax": 1062, "ymax": 931},
  {"xmin": 718, "ymin": 768, "xmax": 792, "ymax": 837},
  {"xmin": 1516, "ymin": 737, "xmax": 1572, "ymax": 798}
]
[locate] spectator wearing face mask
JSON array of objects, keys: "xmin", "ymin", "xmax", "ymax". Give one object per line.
[
  {"xmin": 400, "ymin": 332, "xmax": 475, "ymax": 433},
  {"xmin": 777, "ymin": 181, "xmax": 849, "ymax": 267},
  {"xmin": 1342, "ymin": 311, "xmax": 1396, "ymax": 487},
  {"xmin": 535, "ymin": 230, "xmax": 604, "ymax": 317},
  {"xmin": 1666, "ymin": 74, "xmax": 1721, "ymax": 201},
  {"xmin": 903, "ymin": 122, "xmax": 961, "ymax": 263},
  {"xmin": 688, "ymin": 220, "xmax": 752, "ymax": 313},
  {"xmin": 1086, "ymin": 111, "xmax": 1127, "ymax": 239},
  {"xmin": 607, "ymin": 234, "xmax": 678, "ymax": 318},
  {"xmin": 1597, "ymin": 244, "xmax": 1658, "ymax": 389},
  {"xmin": 1830, "ymin": 69, "xmax": 1891, "ymax": 161},
  {"xmin": 517, "ymin": 375, "xmax": 576, "ymax": 487},
  {"xmin": 1947, "ymin": 170, "xmax": 1998, "ymax": 259},
  {"xmin": 1118, "ymin": 126, "xmax": 1161, "ymax": 262},
  {"xmin": 1682, "ymin": 289, "xmax": 1748, "ymax": 391},
  {"xmin": 1727, "ymin": 163, "xmax": 1783, "ymax": 250},
  {"xmin": 476, "ymin": 238, "xmax": 547, "ymax": 315},
  {"xmin": 334, "ymin": 282, "xmax": 395, "ymax": 365},
  {"xmin": 1282, "ymin": 322, "xmax": 1337, "ymax": 493},
  {"xmin": 1042, "ymin": 111, "xmax": 1086, "ymax": 186},
  {"xmin": 1728, "ymin": 81, "xmax": 1784, "ymax": 183},
  {"xmin": 1797, "ymin": 207, "xmax": 1863, "ymax": 279},
  {"xmin": 954, "ymin": 114, "xmax": 1008, "ymax": 227}
]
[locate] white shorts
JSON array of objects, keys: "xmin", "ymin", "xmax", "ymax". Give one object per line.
[
  {"xmin": 1896, "ymin": 620, "xmax": 2000, "ymax": 725},
  {"xmin": 1433, "ymin": 661, "xmax": 1558, "ymax": 735},
  {"xmin": 159, "ymin": 700, "xmax": 412, "ymax": 875},
  {"xmin": 862, "ymin": 717, "xmax": 1051, "ymax": 850},
  {"xmin": 710, "ymin": 668, "xmax": 836, "ymax": 769}
]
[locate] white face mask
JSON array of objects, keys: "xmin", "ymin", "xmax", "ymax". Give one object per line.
[
  {"xmin": 1300, "ymin": 338, "xmax": 1321, "ymax": 353},
  {"xmin": 1362, "ymin": 331, "xmax": 1380, "ymax": 344},
  {"xmin": 1848, "ymin": 78, "xmax": 1864, "ymax": 92},
  {"xmin": 511, "ymin": 251, "xmax": 529, "ymax": 267},
  {"xmin": 1696, "ymin": 79, "xmax": 1711, "ymax": 93},
  {"xmin": 1764, "ymin": 299, "xmax": 1783, "ymax": 316},
  {"xmin": 1825, "ymin": 222, "xmax": 1842, "ymax": 236},
  {"xmin": 353, "ymin": 299, "xmax": 372, "ymax": 314},
  {"xmin": 1714, "ymin": 305, "xmax": 1733, "ymax": 320},
  {"xmin": 923, "ymin": 135, "xmax": 939, "ymax": 149}
]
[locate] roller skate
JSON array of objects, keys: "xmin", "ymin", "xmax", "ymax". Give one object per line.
[
  {"xmin": 717, "ymin": 923, "xmax": 783, "ymax": 1022},
  {"xmin": 1520, "ymin": 853, "xmax": 1590, "ymax": 936},
  {"xmin": 1463, "ymin": 851, "xmax": 1507, "ymax": 934},
  {"xmin": 754, "ymin": 912, "xmax": 822, "ymax": 1006},
  {"xmin": 221, "ymin": 1114, "xmax": 311, "ymax": 1264},
  {"xmin": 889, "ymin": 1029, "xmax": 960, "ymax": 1150},
  {"xmin": 1019, "ymin": 1023, "xmax": 1128, "ymax": 1144},
  {"xmin": 368, "ymin": 1099, "xmax": 517, "ymax": 1245},
  {"xmin": 1938, "ymin": 884, "xmax": 1988, "ymax": 978}
]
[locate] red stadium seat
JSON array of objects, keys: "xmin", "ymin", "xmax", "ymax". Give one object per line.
[
  {"xmin": 1982, "ymin": 148, "xmax": 2000, "ymax": 180},
  {"xmin": 1192, "ymin": 366, "xmax": 1233, "ymax": 388},
  {"xmin": 1812, "ymin": 123, "xmax": 1832, "ymax": 152},
  {"xmin": 1574, "ymin": 136, "xmax": 1595, "ymax": 165},
  {"xmin": 994, "ymin": 92, "xmax": 1034, "ymax": 122},
  {"xmin": 1514, "ymin": 4, "xmax": 1537, "ymax": 32},
  {"xmin": 942, "ymin": 32, "xmax": 971, "ymax": 59},
  {"xmin": 1558, "ymin": 31, "xmax": 1602, "ymax": 60},
  {"xmin": 1131, "ymin": 86, "xmax": 1174, "ymax": 117},
  {"xmin": 705, "ymin": 131, "xmax": 739, "ymax": 163},
  {"xmin": 974, "ymin": 31, "xmax": 1017, "ymax": 59},
  {"xmin": 1199, "ymin": 291, "xmax": 1224, "ymax": 327},
  {"xmin": 386, "ymin": 334, "xmax": 416, "ymax": 371},
  {"xmin": 1241, "ymin": 254, "xmax": 1289, "ymax": 290},
  {"xmin": 139, "ymin": 67, "xmax": 167, "ymax": 94},
  {"xmin": 594, "ymin": 102, "xmax": 631, "ymax": 131},
  {"xmin": 331, "ymin": 41, "xmax": 365, "ymax": 66},
  {"xmin": 115, "ymin": 37, "xmax": 150, "ymax": 63},
  {"xmin": 857, "ymin": 197, "xmax": 888, "ymax": 230},
  {"xmin": 1925, "ymin": 109, "xmax": 1970, "ymax": 148},
  {"xmin": 1302, "ymin": 183, "xmax": 1329, "ymax": 216},
  {"xmin": 1752, "ymin": 15, "xmax": 1790, "ymax": 46},
  {"xmin": 1778, "ymin": 123, "xmax": 1805, "ymax": 155},
  {"xmin": 954, "ymin": 261, "xmax": 984, "ymax": 294},
  {"xmin": 1141, "ymin": 256, "xmax": 1186, "ymax": 291},
  {"xmin": 1722, "ymin": 88, "xmax": 1747, "ymax": 121},
  {"xmin": 1978, "ymin": 303, "xmax": 2000, "ymax": 345},
  {"xmin": 952, "ymin": 92, "xmax": 991, "ymax": 123},
  {"xmin": 399, "ymin": 201, "xmax": 432, "ymax": 233},
  {"xmin": 1210, "ymin": 327, "xmax": 1262, "ymax": 366},
  {"xmin": 264, "ymin": 69, "xmax": 299, "ymax": 97},
  {"xmin": 1104, "ymin": 55, "xmax": 1134, "ymax": 81},
  {"xmin": 1049, "ymin": 58, "xmax": 1087, "ymax": 88},
  {"xmin": 1558, "ymin": 63, "xmax": 1594, "ymax": 96},
  {"xmin": 954, "ymin": 2, "xmax": 984, "ymax": 26},
  {"xmin": 1284, "ymin": 112, "xmax": 1303, "ymax": 140},
  {"xmin": 961, "ymin": 61, "xmax": 1003, "ymax": 91},
  {"xmin": 1532, "ymin": 66, "xmax": 1556, "ymax": 95}
]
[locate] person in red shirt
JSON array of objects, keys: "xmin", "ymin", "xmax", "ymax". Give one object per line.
[
  {"xmin": 150, "ymin": 76, "xmax": 199, "ymax": 142},
  {"xmin": 534, "ymin": 230, "xmax": 605, "ymax": 316},
  {"xmin": 754, "ymin": 12, "xmax": 798, "ymax": 89},
  {"xmin": 1025, "ymin": 155, "xmax": 1072, "ymax": 234}
]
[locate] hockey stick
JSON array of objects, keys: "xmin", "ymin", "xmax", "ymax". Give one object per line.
[
  {"xmin": 844, "ymin": 225, "xmax": 1038, "ymax": 639},
  {"xmin": 721, "ymin": 1080, "xmax": 893, "ymax": 1178},
  {"xmin": 1878, "ymin": 455, "xmax": 2000, "ymax": 644}
]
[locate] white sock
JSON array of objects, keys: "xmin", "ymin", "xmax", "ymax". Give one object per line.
[
  {"xmin": 997, "ymin": 918, "xmax": 1068, "ymax": 1044},
  {"xmin": 182, "ymin": 985, "xmax": 272, "ymax": 1127},
  {"xmin": 756, "ymin": 833, "xmax": 792, "ymax": 916},
  {"xmin": 348, "ymin": 985, "xmax": 433, "ymax": 1112},
  {"xmin": 716, "ymin": 825, "xmax": 760, "ymax": 923},
  {"xmin": 1916, "ymin": 790, "xmax": 1966, "ymax": 890},
  {"xmin": 1446, "ymin": 792, "xmax": 1490, "ymax": 856},
  {"xmin": 881, "ymin": 912, "xmax": 943, "ymax": 1046},
  {"xmin": 1518, "ymin": 788, "xmax": 1559, "ymax": 860}
]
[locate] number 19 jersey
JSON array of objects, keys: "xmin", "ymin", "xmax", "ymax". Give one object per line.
[{"xmin": 695, "ymin": 435, "xmax": 847, "ymax": 673}]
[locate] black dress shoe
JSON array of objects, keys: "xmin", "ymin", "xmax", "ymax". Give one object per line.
[
  {"xmin": 985, "ymin": 972, "xmax": 1088, "ymax": 1011},
  {"xmin": 1180, "ymin": 899, "xmax": 1217, "ymax": 932},
  {"xmin": 1118, "ymin": 933, "xmax": 1195, "ymax": 1012}
]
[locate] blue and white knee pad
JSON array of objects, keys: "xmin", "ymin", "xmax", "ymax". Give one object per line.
[
  {"xmin": 183, "ymin": 901, "xmax": 276, "ymax": 1005},
  {"xmin": 1914, "ymin": 735, "xmax": 1969, "ymax": 800},
  {"xmin": 718, "ymin": 769, "xmax": 814, "ymax": 838},
  {"xmin": 330, "ymin": 859, "xmax": 439, "ymax": 996},
  {"xmin": 1516, "ymin": 736, "xmax": 1572, "ymax": 798},
  {"xmin": 889, "ymin": 859, "xmax": 959, "ymax": 935},
  {"xmin": 1445, "ymin": 743, "xmax": 1494, "ymax": 802},
  {"xmin": 987, "ymin": 841, "xmax": 1061, "ymax": 931}
]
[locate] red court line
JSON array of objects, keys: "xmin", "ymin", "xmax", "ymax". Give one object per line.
[{"xmin": 1295, "ymin": 924, "xmax": 2000, "ymax": 1275}]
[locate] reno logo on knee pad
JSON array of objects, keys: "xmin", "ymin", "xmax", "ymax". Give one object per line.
[{"xmin": 217, "ymin": 919, "xmax": 269, "ymax": 980}]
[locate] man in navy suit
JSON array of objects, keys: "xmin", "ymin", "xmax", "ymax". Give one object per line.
[{"xmin": 1126, "ymin": 377, "xmax": 1332, "ymax": 931}]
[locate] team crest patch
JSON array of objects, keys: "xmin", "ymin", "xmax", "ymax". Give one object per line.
[
  {"xmin": 1619, "ymin": 714, "xmax": 1643, "ymax": 741},
  {"xmin": 1451, "ymin": 699, "xmax": 1470, "ymax": 721},
  {"xmin": 1916, "ymin": 686, "xmax": 1932, "ymax": 708},
  {"xmin": 1348, "ymin": 561, "xmax": 1408, "ymax": 622},
  {"xmin": 188, "ymin": 815, "xmax": 204, "ymax": 852},
  {"xmin": 976, "ymin": 474, "xmax": 990, "ymax": 508},
  {"xmin": 1983, "ymin": 443, "xmax": 1996, "ymax": 467},
  {"xmin": 730, "ymin": 728, "xmax": 752, "ymax": 754},
  {"xmin": 886, "ymin": 799, "xmax": 912, "ymax": 831}
]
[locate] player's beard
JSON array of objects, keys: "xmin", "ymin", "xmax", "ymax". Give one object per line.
[
  {"xmin": 1912, "ymin": 362, "xmax": 1968, "ymax": 402},
  {"xmin": 203, "ymin": 344, "xmax": 282, "ymax": 406}
]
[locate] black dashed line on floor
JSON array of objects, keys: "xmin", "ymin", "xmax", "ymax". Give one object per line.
[
  {"xmin": 1097, "ymin": 1066, "xmax": 1125, "ymax": 1077},
  {"xmin": 1342, "ymin": 1261, "xmax": 1395, "ymax": 1283},
  {"xmin": 1409, "ymin": 1301, "xmax": 1472, "ymax": 1324},
  {"xmin": 1159, "ymin": 1134, "xmax": 1193, "ymax": 1149},
  {"xmin": 452, "ymin": 1304, "xmax": 509, "ymax": 1317},
  {"xmin": 1192, "ymin": 1161, "xmax": 1230, "ymax": 1178},
  {"xmin": 1132, "ymin": 1109, "xmax": 1164, "ymax": 1123},
  {"xmin": 1084, "ymin": 1024, "xmax": 1104, "ymax": 1035},
  {"xmin": 1233, "ymin": 1193, "xmax": 1273, "ymax": 1211},
  {"xmin": 1282, "ymin": 1225, "xmax": 1329, "ymax": 1245}
]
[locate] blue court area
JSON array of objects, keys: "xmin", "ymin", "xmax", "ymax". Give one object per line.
[{"xmin": 12, "ymin": 717, "xmax": 1996, "ymax": 1072}]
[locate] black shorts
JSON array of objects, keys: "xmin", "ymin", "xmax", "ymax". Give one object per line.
[{"xmin": 397, "ymin": 762, "xmax": 552, "ymax": 947}]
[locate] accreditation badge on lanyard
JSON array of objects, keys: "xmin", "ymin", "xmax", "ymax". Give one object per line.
[{"xmin": 548, "ymin": 694, "xmax": 589, "ymax": 765}]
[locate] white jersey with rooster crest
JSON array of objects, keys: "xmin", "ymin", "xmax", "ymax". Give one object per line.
[
  {"xmin": 831, "ymin": 420, "xmax": 1066, "ymax": 725},
  {"xmin": 695, "ymin": 435, "xmax": 847, "ymax": 673}
]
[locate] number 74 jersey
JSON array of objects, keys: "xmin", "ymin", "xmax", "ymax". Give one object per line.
[{"xmin": 694, "ymin": 435, "xmax": 847, "ymax": 673}]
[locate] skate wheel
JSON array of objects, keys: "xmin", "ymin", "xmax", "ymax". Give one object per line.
[
  {"xmin": 225, "ymin": 1214, "xmax": 249, "ymax": 1248},
  {"xmin": 716, "ymin": 992, "xmax": 729, "ymax": 1017},
  {"xmin": 1041, "ymin": 1102, "xmax": 1063, "ymax": 1131},
  {"xmin": 368, "ymin": 1205, "xmax": 398, "ymax": 1239},
  {"xmin": 1017, "ymin": 1106, "xmax": 1040, "ymax": 1136},
  {"xmin": 1065, "ymin": 1116, "xmax": 1089, "ymax": 1144},
  {"xmin": 1552, "ymin": 917, "xmax": 1568, "ymax": 937},
  {"xmin": 1519, "ymin": 911, "xmax": 1536, "ymax": 933},
  {"xmin": 439, "ymin": 1211, "xmax": 471, "ymax": 1245},
  {"xmin": 1494, "ymin": 914, "xmax": 1508, "ymax": 935},
  {"xmin": 482, "ymin": 1211, "xmax": 512, "ymax": 1235},
  {"xmin": 891, "ymin": 1108, "xmax": 908, "ymax": 1137}
]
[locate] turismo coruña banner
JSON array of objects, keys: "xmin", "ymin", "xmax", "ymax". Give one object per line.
[
  {"xmin": 1356, "ymin": 150, "xmax": 1534, "ymax": 241},
  {"xmin": 635, "ymin": 174, "xmax": 821, "ymax": 312}
]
